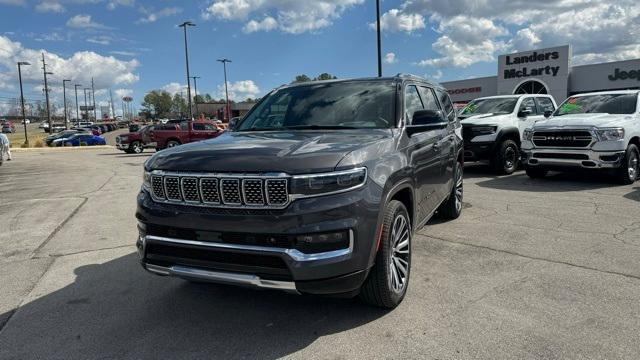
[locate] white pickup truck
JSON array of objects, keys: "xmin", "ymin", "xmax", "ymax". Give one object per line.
[
  {"xmin": 459, "ymin": 94, "xmax": 557, "ymax": 174},
  {"xmin": 521, "ymin": 90, "xmax": 640, "ymax": 184}
]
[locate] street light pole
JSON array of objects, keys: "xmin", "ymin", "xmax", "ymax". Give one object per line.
[
  {"xmin": 17, "ymin": 61, "xmax": 31, "ymax": 145},
  {"xmin": 376, "ymin": 0, "xmax": 382, "ymax": 77},
  {"xmin": 179, "ymin": 21, "xmax": 196, "ymax": 120},
  {"xmin": 83, "ymin": 88, "xmax": 89, "ymax": 122},
  {"xmin": 42, "ymin": 53, "xmax": 53, "ymax": 133},
  {"xmin": 217, "ymin": 58, "xmax": 231, "ymax": 121},
  {"xmin": 191, "ymin": 75, "xmax": 200, "ymax": 118},
  {"xmin": 91, "ymin": 77, "xmax": 97, "ymax": 121},
  {"xmin": 74, "ymin": 84, "xmax": 81, "ymax": 127},
  {"xmin": 62, "ymin": 79, "xmax": 71, "ymax": 130}
]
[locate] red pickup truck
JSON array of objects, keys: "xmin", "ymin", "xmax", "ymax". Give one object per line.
[
  {"xmin": 115, "ymin": 125, "xmax": 155, "ymax": 153},
  {"xmin": 152, "ymin": 121, "xmax": 223, "ymax": 150}
]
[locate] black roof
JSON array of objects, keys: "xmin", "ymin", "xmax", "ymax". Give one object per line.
[{"xmin": 278, "ymin": 73, "xmax": 442, "ymax": 91}]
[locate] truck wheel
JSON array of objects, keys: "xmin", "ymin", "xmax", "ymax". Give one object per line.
[
  {"xmin": 437, "ymin": 159, "xmax": 463, "ymax": 220},
  {"xmin": 359, "ymin": 200, "xmax": 411, "ymax": 309},
  {"xmin": 166, "ymin": 140, "xmax": 180, "ymax": 148},
  {"xmin": 615, "ymin": 144, "xmax": 639, "ymax": 185},
  {"xmin": 526, "ymin": 167, "xmax": 548, "ymax": 179},
  {"xmin": 130, "ymin": 141, "xmax": 144, "ymax": 154},
  {"xmin": 491, "ymin": 139, "xmax": 518, "ymax": 175}
]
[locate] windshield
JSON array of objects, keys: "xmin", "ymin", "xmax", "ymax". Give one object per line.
[
  {"xmin": 554, "ymin": 94, "xmax": 638, "ymax": 116},
  {"xmin": 237, "ymin": 81, "xmax": 396, "ymax": 131},
  {"xmin": 460, "ymin": 98, "xmax": 517, "ymax": 116}
]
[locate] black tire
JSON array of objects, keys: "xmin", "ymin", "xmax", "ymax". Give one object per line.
[
  {"xmin": 359, "ymin": 200, "xmax": 411, "ymax": 309},
  {"xmin": 438, "ymin": 159, "xmax": 463, "ymax": 220},
  {"xmin": 166, "ymin": 140, "xmax": 180, "ymax": 148},
  {"xmin": 526, "ymin": 166, "xmax": 548, "ymax": 179},
  {"xmin": 130, "ymin": 141, "xmax": 144, "ymax": 154},
  {"xmin": 615, "ymin": 144, "xmax": 639, "ymax": 185},
  {"xmin": 491, "ymin": 139, "xmax": 519, "ymax": 175}
]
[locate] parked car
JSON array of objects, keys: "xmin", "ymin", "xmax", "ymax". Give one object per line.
[
  {"xmin": 151, "ymin": 120, "xmax": 222, "ymax": 150},
  {"xmin": 21, "ymin": 119, "xmax": 31, "ymax": 124},
  {"xmin": 51, "ymin": 124, "xmax": 66, "ymax": 133},
  {"xmin": 1, "ymin": 122, "xmax": 15, "ymax": 133},
  {"xmin": 521, "ymin": 90, "xmax": 640, "ymax": 184},
  {"xmin": 45, "ymin": 129, "xmax": 89, "ymax": 146},
  {"xmin": 53, "ymin": 134, "xmax": 106, "ymax": 147},
  {"xmin": 458, "ymin": 94, "xmax": 557, "ymax": 174},
  {"xmin": 136, "ymin": 75, "xmax": 464, "ymax": 308},
  {"xmin": 116, "ymin": 125, "xmax": 156, "ymax": 154}
]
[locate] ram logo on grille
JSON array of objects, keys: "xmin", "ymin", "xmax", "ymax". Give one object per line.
[{"xmin": 150, "ymin": 173, "xmax": 290, "ymax": 208}]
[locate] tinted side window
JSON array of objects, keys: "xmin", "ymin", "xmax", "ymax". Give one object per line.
[
  {"xmin": 436, "ymin": 89, "xmax": 456, "ymax": 121},
  {"xmin": 192, "ymin": 123, "xmax": 205, "ymax": 131},
  {"xmin": 204, "ymin": 123, "xmax": 217, "ymax": 131},
  {"xmin": 180, "ymin": 122, "xmax": 189, "ymax": 131},
  {"xmin": 536, "ymin": 97, "xmax": 555, "ymax": 114},
  {"xmin": 519, "ymin": 98, "xmax": 536, "ymax": 113},
  {"xmin": 404, "ymin": 85, "xmax": 424, "ymax": 122},
  {"xmin": 417, "ymin": 87, "xmax": 440, "ymax": 111}
]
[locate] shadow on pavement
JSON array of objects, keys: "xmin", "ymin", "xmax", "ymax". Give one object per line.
[
  {"xmin": 624, "ymin": 187, "xmax": 640, "ymax": 202},
  {"xmin": 474, "ymin": 169, "xmax": 622, "ymax": 192},
  {"xmin": 0, "ymin": 253, "xmax": 386, "ymax": 359}
]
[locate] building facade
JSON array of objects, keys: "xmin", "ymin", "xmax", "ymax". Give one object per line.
[{"xmin": 441, "ymin": 45, "xmax": 640, "ymax": 105}]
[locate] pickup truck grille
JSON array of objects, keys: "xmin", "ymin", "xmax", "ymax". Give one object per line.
[
  {"xmin": 150, "ymin": 172, "xmax": 290, "ymax": 208},
  {"xmin": 532, "ymin": 130, "xmax": 593, "ymax": 148}
]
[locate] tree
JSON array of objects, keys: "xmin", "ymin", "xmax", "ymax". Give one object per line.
[
  {"xmin": 293, "ymin": 74, "xmax": 312, "ymax": 83},
  {"xmin": 142, "ymin": 90, "xmax": 172, "ymax": 119},
  {"xmin": 171, "ymin": 93, "xmax": 188, "ymax": 118},
  {"xmin": 315, "ymin": 73, "xmax": 337, "ymax": 81},
  {"xmin": 204, "ymin": 93, "xmax": 213, "ymax": 102},
  {"xmin": 291, "ymin": 73, "xmax": 337, "ymax": 84}
]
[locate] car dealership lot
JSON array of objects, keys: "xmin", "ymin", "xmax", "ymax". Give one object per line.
[{"xmin": 1, "ymin": 150, "xmax": 639, "ymax": 359}]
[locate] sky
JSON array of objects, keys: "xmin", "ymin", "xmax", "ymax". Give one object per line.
[{"xmin": 0, "ymin": 0, "xmax": 639, "ymax": 116}]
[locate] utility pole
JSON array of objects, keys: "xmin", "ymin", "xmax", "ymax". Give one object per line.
[
  {"xmin": 191, "ymin": 75, "xmax": 200, "ymax": 118},
  {"xmin": 91, "ymin": 77, "xmax": 97, "ymax": 121},
  {"xmin": 179, "ymin": 21, "xmax": 196, "ymax": 120},
  {"xmin": 74, "ymin": 84, "xmax": 81, "ymax": 127},
  {"xmin": 42, "ymin": 53, "xmax": 53, "ymax": 133},
  {"xmin": 17, "ymin": 61, "xmax": 31, "ymax": 145},
  {"xmin": 217, "ymin": 58, "xmax": 231, "ymax": 121},
  {"xmin": 376, "ymin": 0, "xmax": 382, "ymax": 77},
  {"xmin": 62, "ymin": 79, "xmax": 71, "ymax": 129},
  {"xmin": 109, "ymin": 89, "xmax": 115, "ymax": 120},
  {"xmin": 83, "ymin": 88, "xmax": 89, "ymax": 122}
]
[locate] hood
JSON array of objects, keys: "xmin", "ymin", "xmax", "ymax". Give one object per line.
[
  {"xmin": 459, "ymin": 113, "xmax": 512, "ymax": 125},
  {"xmin": 145, "ymin": 129, "xmax": 394, "ymax": 174},
  {"xmin": 534, "ymin": 113, "xmax": 634, "ymax": 128}
]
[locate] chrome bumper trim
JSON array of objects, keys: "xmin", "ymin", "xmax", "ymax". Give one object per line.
[
  {"xmin": 143, "ymin": 230, "xmax": 353, "ymax": 262},
  {"xmin": 145, "ymin": 263, "xmax": 299, "ymax": 293},
  {"xmin": 523, "ymin": 149, "xmax": 624, "ymax": 169}
]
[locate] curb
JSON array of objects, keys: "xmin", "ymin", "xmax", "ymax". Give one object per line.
[{"xmin": 11, "ymin": 145, "xmax": 116, "ymax": 152}]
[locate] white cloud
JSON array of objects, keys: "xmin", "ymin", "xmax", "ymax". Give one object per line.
[
  {"xmin": 107, "ymin": 0, "xmax": 134, "ymax": 10},
  {"xmin": 217, "ymin": 80, "xmax": 260, "ymax": 100},
  {"xmin": 371, "ymin": 8, "xmax": 425, "ymax": 33},
  {"xmin": 109, "ymin": 50, "xmax": 137, "ymax": 56},
  {"xmin": 87, "ymin": 35, "xmax": 111, "ymax": 45},
  {"xmin": 115, "ymin": 88, "xmax": 133, "ymax": 99},
  {"xmin": 243, "ymin": 16, "xmax": 278, "ymax": 33},
  {"xmin": 35, "ymin": 1, "xmax": 65, "ymax": 13},
  {"xmin": 384, "ymin": 52, "xmax": 397, "ymax": 64},
  {"xmin": 161, "ymin": 82, "xmax": 187, "ymax": 95},
  {"xmin": 66, "ymin": 14, "xmax": 106, "ymax": 29},
  {"xmin": 137, "ymin": 7, "xmax": 182, "ymax": 24},
  {"xmin": 0, "ymin": 0, "xmax": 25, "ymax": 5},
  {"xmin": 202, "ymin": 0, "xmax": 364, "ymax": 34}
]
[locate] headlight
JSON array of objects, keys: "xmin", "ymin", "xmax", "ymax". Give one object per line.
[
  {"xmin": 595, "ymin": 128, "xmax": 625, "ymax": 141},
  {"xmin": 290, "ymin": 167, "xmax": 367, "ymax": 197},
  {"xmin": 471, "ymin": 125, "xmax": 497, "ymax": 136},
  {"xmin": 523, "ymin": 128, "xmax": 533, "ymax": 141},
  {"xmin": 142, "ymin": 171, "xmax": 151, "ymax": 191}
]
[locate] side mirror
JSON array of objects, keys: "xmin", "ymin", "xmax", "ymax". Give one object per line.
[
  {"xmin": 517, "ymin": 107, "xmax": 533, "ymax": 118},
  {"xmin": 406, "ymin": 110, "xmax": 447, "ymax": 136},
  {"xmin": 544, "ymin": 110, "xmax": 553, "ymax": 118},
  {"xmin": 228, "ymin": 117, "xmax": 240, "ymax": 131}
]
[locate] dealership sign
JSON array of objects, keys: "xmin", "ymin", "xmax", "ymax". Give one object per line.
[
  {"xmin": 448, "ymin": 87, "xmax": 481, "ymax": 95},
  {"xmin": 608, "ymin": 68, "xmax": 640, "ymax": 81},
  {"xmin": 503, "ymin": 51, "xmax": 561, "ymax": 79}
]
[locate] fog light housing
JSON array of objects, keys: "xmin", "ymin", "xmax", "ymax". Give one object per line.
[{"xmin": 294, "ymin": 230, "xmax": 350, "ymax": 254}]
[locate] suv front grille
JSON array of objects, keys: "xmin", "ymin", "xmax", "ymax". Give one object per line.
[
  {"xmin": 532, "ymin": 130, "xmax": 593, "ymax": 148},
  {"xmin": 150, "ymin": 172, "xmax": 290, "ymax": 209}
]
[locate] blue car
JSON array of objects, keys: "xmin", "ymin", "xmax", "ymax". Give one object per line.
[{"xmin": 53, "ymin": 134, "xmax": 106, "ymax": 147}]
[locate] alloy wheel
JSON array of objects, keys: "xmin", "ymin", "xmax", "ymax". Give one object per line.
[
  {"xmin": 133, "ymin": 142, "xmax": 143, "ymax": 153},
  {"xmin": 504, "ymin": 146, "xmax": 517, "ymax": 171},
  {"xmin": 389, "ymin": 214, "xmax": 410, "ymax": 293},
  {"xmin": 455, "ymin": 162, "xmax": 464, "ymax": 213},
  {"xmin": 629, "ymin": 150, "xmax": 639, "ymax": 181}
]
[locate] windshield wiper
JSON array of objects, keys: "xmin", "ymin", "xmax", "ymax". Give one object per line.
[{"xmin": 282, "ymin": 125, "xmax": 360, "ymax": 130}]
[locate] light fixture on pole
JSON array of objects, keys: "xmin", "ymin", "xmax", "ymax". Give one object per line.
[
  {"xmin": 178, "ymin": 21, "xmax": 196, "ymax": 120},
  {"xmin": 74, "ymin": 84, "xmax": 82, "ymax": 127},
  {"xmin": 217, "ymin": 58, "xmax": 231, "ymax": 122},
  {"xmin": 62, "ymin": 79, "xmax": 71, "ymax": 130},
  {"xmin": 17, "ymin": 61, "xmax": 31, "ymax": 145}
]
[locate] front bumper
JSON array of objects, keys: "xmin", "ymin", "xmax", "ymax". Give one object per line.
[
  {"xmin": 116, "ymin": 142, "xmax": 129, "ymax": 150},
  {"xmin": 522, "ymin": 148, "xmax": 625, "ymax": 169},
  {"xmin": 135, "ymin": 186, "xmax": 381, "ymax": 295},
  {"xmin": 463, "ymin": 141, "xmax": 493, "ymax": 161}
]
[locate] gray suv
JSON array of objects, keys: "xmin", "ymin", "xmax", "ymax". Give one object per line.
[{"xmin": 136, "ymin": 75, "xmax": 464, "ymax": 308}]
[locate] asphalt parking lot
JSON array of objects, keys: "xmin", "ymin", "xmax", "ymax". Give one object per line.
[{"xmin": 1, "ymin": 149, "xmax": 639, "ymax": 359}]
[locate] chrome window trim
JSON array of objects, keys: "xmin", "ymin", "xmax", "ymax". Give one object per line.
[{"xmin": 144, "ymin": 229, "xmax": 353, "ymax": 262}]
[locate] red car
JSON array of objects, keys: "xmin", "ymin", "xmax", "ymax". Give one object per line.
[
  {"xmin": 1, "ymin": 121, "xmax": 16, "ymax": 133},
  {"xmin": 152, "ymin": 121, "xmax": 222, "ymax": 150}
]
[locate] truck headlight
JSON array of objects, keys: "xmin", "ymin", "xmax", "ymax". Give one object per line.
[
  {"xmin": 595, "ymin": 128, "xmax": 625, "ymax": 141},
  {"xmin": 290, "ymin": 168, "xmax": 367, "ymax": 197},
  {"xmin": 523, "ymin": 128, "xmax": 533, "ymax": 141},
  {"xmin": 471, "ymin": 125, "xmax": 497, "ymax": 136},
  {"xmin": 142, "ymin": 171, "xmax": 151, "ymax": 191}
]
